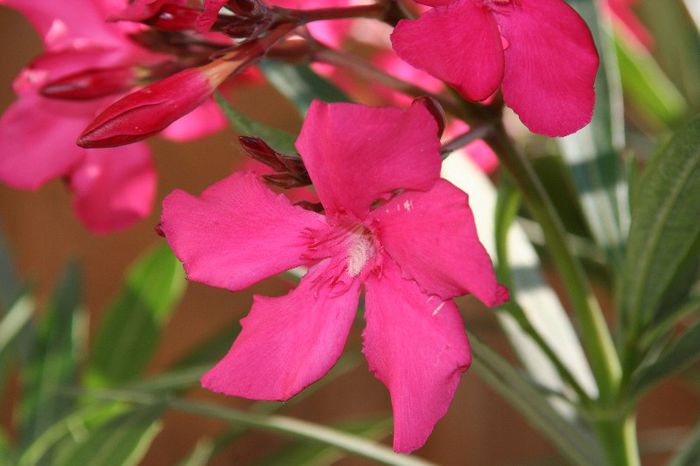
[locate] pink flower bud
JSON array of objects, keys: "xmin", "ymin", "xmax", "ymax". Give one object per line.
[
  {"xmin": 77, "ymin": 59, "xmax": 238, "ymax": 148},
  {"xmin": 40, "ymin": 66, "xmax": 137, "ymax": 100}
]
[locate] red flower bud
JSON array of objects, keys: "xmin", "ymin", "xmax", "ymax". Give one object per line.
[
  {"xmin": 77, "ymin": 59, "xmax": 239, "ymax": 148},
  {"xmin": 147, "ymin": 5, "xmax": 201, "ymax": 31},
  {"xmin": 40, "ymin": 66, "xmax": 137, "ymax": 100}
]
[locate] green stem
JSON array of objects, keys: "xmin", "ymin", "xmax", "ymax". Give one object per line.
[
  {"xmin": 486, "ymin": 128, "xmax": 622, "ymax": 401},
  {"xmin": 595, "ymin": 414, "xmax": 640, "ymax": 466}
]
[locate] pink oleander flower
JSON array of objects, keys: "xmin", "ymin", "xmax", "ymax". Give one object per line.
[
  {"xmin": 391, "ymin": 0, "xmax": 599, "ymax": 137},
  {"xmin": 0, "ymin": 0, "xmax": 227, "ymax": 232},
  {"xmin": 160, "ymin": 100, "xmax": 508, "ymax": 453}
]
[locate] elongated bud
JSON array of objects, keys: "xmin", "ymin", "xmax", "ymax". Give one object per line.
[
  {"xmin": 40, "ymin": 66, "xmax": 137, "ymax": 100},
  {"xmin": 78, "ymin": 59, "xmax": 238, "ymax": 148}
]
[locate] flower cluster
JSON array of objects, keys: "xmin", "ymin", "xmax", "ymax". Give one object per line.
[{"xmin": 1, "ymin": 0, "xmax": 609, "ymax": 453}]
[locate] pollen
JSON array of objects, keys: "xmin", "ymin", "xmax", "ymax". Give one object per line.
[{"xmin": 346, "ymin": 225, "xmax": 377, "ymax": 277}]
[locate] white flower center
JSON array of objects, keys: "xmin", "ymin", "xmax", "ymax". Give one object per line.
[{"xmin": 345, "ymin": 224, "xmax": 376, "ymax": 277}]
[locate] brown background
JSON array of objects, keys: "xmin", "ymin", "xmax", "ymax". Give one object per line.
[{"xmin": 0, "ymin": 7, "xmax": 698, "ymax": 465}]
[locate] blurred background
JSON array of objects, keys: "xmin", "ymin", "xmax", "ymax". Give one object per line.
[{"xmin": 1, "ymin": 4, "xmax": 699, "ymax": 465}]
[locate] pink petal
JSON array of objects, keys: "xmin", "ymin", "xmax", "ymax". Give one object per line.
[
  {"xmin": 370, "ymin": 179, "xmax": 508, "ymax": 305},
  {"xmin": 0, "ymin": 94, "xmax": 87, "ymax": 190},
  {"xmin": 1, "ymin": 0, "xmax": 126, "ymax": 49},
  {"xmin": 295, "ymin": 100, "xmax": 441, "ymax": 218},
  {"xmin": 307, "ymin": 21, "xmax": 352, "ymax": 47},
  {"xmin": 14, "ymin": 48, "xmax": 129, "ymax": 95},
  {"xmin": 391, "ymin": 0, "xmax": 504, "ymax": 101},
  {"xmin": 68, "ymin": 143, "xmax": 156, "ymax": 234},
  {"xmin": 159, "ymin": 96, "xmax": 227, "ymax": 142},
  {"xmin": 202, "ymin": 259, "xmax": 361, "ymax": 401},
  {"xmin": 196, "ymin": 0, "xmax": 226, "ymax": 33},
  {"xmin": 161, "ymin": 171, "xmax": 328, "ymax": 291},
  {"xmin": 494, "ymin": 0, "xmax": 599, "ymax": 136},
  {"xmin": 414, "ymin": 0, "xmax": 452, "ymax": 6},
  {"xmin": 363, "ymin": 256, "xmax": 470, "ymax": 453}
]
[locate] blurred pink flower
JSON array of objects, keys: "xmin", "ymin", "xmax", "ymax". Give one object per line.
[
  {"xmin": 391, "ymin": 0, "xmax": 599, "ymax": 137},
  {"xmin": 0, "ymin": 0, "xmax": 231, "ymax": 232},
  {"xmin": 161, "ymin": 100, "xmax": 508, "ymax": 453},
  {"xmin": 605, "ymin": 0, "xmax": 652, "ymax": 49},
  {"xmin": 0, "ymin": 0, "xmax": 159, "ymax": 232}
]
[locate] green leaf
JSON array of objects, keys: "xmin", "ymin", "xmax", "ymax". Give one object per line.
[
  {"xmin": 55, "ymin": 406, "xmax": 163, "ymax": 466},
  {"xmin": 257, "ymin": 417, "xmax": 391, "ymax": 466},
  {"xmin": 615, "ymin": 33, "xmax": 686, "ymax": 129},
  {"xmin": 0, "ymin": 429, "xmax": 10, "ymax": 464},
  {"xmin": 630, "ymin": 321, "xmax": 700, "ymax": 396},
  {"xmin": 0, "ymin": 224, "xmax": 22, "ymax": 312},
  {"xmin": 88, "ymin": 243, "xmax": 185, "ymax": 386},
  {"xmin": 19, "ymin": 262, "xmax": 84, "ymax": 451},
  {"xmin": 668, "ymin": 421, "xmax": 700, "ymax": 466},
  {"xmin": 638, "ymin": 0, "xmax": 700, "ymax": 108},
  {"xmin": 442, "ymin": 154, "xmax": 597, "ymax": 411},
  {"xmin": 176, "ymin": 438, "xmax": 216, "ymax": 466},
  {"xmin": 470, "ymin": 337, "xmax": 604, "ymax": 466},
  {"xmin": 618, "ymin": 116, "xmax": 700, "ymax": 345},
  {"xmin": 261, "ymin": 62, "xmax": 350, "ymax": 115},
  {"xmin": 214, "ymin": 92, "xmax": 297, "ymax": 154},
  {"xmin": 18, "ymin": 403, "xmax": 127, "ymax": 466},
  {"xmin": 82, "ymin": 388, "xmax": 435, "ymax": 466},
  {"xmin": 560, "ymin": 0, "xmax": 629, "ymax": 266},
  {"xmin": 0, "ymin": 294, "xmax": 33, "ymax": 397}
]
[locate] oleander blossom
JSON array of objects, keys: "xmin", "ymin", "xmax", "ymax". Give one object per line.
[
  {"xmin": 0, "ymin": 0, "xmax": 233, "ymax": 232},
  {"xmin": 161, "ymin": 100, "xmax": 509, "ymax": 453},
  {"xmin": 391, "ymin": 0, "xmax": 600, "ymax": 136}
]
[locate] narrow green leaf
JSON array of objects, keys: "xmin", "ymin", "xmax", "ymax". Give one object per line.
[
  {"xmin": 631, "ymin": 321, "xmax": 700, "ymax": 396},
  {"xmin": 619, "ymin": 116, "xmax": 700, "ymax": 342},
  {"xmin": 0, "ymin": 294, "xmax": 33, "ymax": 381},
  {"xmin": 443, "ymin": 154, "xmax": 597, "ymax": 411},
  {"xmin": 257, "ymin": 418, "xmax": 391, "ymax": 466},
  {"xmin": 615, "ymin": 33, "xmax": 686, "ymax": 129},
  {"xmin": 55, "ymin": 406, "xmax": 163, "ymax": 466},
  {"xmin": 261, "ymin": 62, "xmax": 350, "ymax": 115},
  {"xmin": 176, "ymin": 438, "xmax": 216, "ymax": 466},
  {"xmin": 88, "ymin": 243, "xmax": 185, "ymax": 386},
  {"xmin": 668, "ymin": 421, "xmax": 700, "ymax": 466},
  {"xmin": 470, "ymin": 337, "xmax": 604, "ymax": 466},
  {"xmin": 83, "ymin": 388, "xmax": 435, "ymax": 466},
  {"xmin": 0, "ymin": 224, "xmax": 22, "ymax": 312},
  {"xmin": 19, "ymin": 262, "xmax": 84, "ymax": 450},
  {"xmin": 214, "ymin": 92, "xmax": 297, "ymax": 154},
  {"xmin": 0, "ymin": 429, "xmax": 10, "ymax": 464},
  {"xmin": 18, "ymin": 403, "xmax": 128, "ymax": 466},
  {"xmin": 638, "ymin": 0, "xmax": 700, "ymax": 108},
  {"xmin": 560, "ymin": 0, "xmax": 629, "ymax": 266}
]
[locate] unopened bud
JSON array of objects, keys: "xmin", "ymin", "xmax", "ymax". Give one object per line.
[
  {"xmin": 78, "ymin": 59, "xmax": 238, "ymax": 148},
  {"xmin": 40, "ymin": 66, "xmax": 136, "ymax": 100},
  {"xmin": 239, "ymin": 136, "xmax": 311, "ymax": 188}
]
